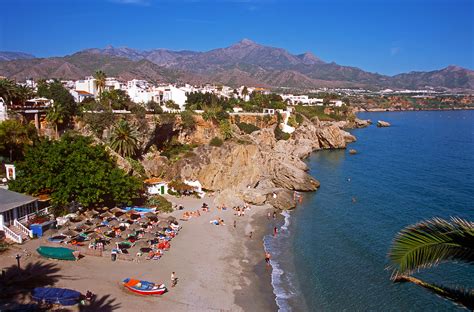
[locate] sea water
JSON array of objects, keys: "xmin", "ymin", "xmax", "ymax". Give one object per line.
[{"xmin": 265, "ymin": 110, "xmax": 474, "ymax": 311}]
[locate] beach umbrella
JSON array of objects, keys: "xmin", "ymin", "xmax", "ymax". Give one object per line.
[
  {"xmin": 108, "ymin": 219, "xmax": 120, "ymax": 227},
  {"xmin": 134, "ymin": 240, "xmax": 149, "ymax": 248},
  {"xmin": 137, "ymin": 217, "xmax": 149, "ymax": 224},
  {"xmin": 144, "ymin": 212, "xmax": 156, "ymax": 219},
  {"xmin": 84, "ymin": 210, "xmax": 96, "ymax": 218},
  {"xmin": 142, "ymin": 232, "xmax": 156, "ymax": 240},
  {"xmin": 166, "ymin": 216, "xmax": 177, "ymax": 222},
  {"xmin": 88, "ymin": 232, "xmax": 102, "ymax": 240},
  {"xmin": 127, "ymin": 209, "xmax": 138, "ymax": 215},
  {"xmin": 62, "ymin": 229, "xmax": 78, "ymax": 237},
  {"xmin": 157, "ymin": 221, "xmax": 169, "ymax": 228},
  {"xmin": 75, "ymin": 224, "xmax": 90, "ymax": 232},
  {"xmin": 122, "ymin": 229, "xmax": 134, "ymax": 236},
  {"xmin": 110, "ymin": 207, "xmax": 124, "ymax": 213},
  {"xmin": 140, "ymin": 247, "xmax": 152, "ymax": 253},
  {"xmin": 129, "ymin": 223, "xmax": 142, "ymax": 230},
  {"xmin": 91, "ymin": 217, "xmax": 103, "ymax": 225},
  {"xmin": 100, "ymin": 211, "xmax": 114, "ymax": 219}
]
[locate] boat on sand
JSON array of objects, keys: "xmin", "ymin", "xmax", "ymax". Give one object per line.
[{"xmin": 122, "ymin": 278, "xmax": 167, "ymax": 295}]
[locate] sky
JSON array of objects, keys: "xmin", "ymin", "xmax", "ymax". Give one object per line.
[{"xmin": 0, "ymin": 0, "xmax": 472, "ymax": 76}]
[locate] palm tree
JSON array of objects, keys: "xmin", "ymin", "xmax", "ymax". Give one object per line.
[
  {"xmin": 46, "ymin": 103, "xmax": 67, "ymax": 138},
  {"xmin": 109, "ymin": 119, "xmax": 139, "ymax": 158},
  {"xmin": 0, "ymin": 78, "xmax": 17, "ymax": 105},
  {"xmin": 94, "ymin": 70, "xmax": 107, "ymax": 97},
  {"xmin": 388, "ymin": 217, "xmax": 474, "ymax": 309}
]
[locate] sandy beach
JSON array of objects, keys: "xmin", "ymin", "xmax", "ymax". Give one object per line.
[{"xmin": 0, "ymin": 195, "xmax": 278, "ymax": 311}]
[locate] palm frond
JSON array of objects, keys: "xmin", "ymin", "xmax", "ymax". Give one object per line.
[{"xmin": 388, "ymin": 217, "xmax": 474, "ymax": 275}]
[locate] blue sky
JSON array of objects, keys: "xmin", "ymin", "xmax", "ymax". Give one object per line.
[{"xmin": 0, "ymin": 0, "xmax": 472, "ymax": 75}]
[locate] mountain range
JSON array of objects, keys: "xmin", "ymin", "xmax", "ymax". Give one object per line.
[{"xmin": 1, "ymin": 39, "xmax": 473, "ymax": 91}]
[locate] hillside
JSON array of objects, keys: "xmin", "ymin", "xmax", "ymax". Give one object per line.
[{"xmin": 1, "ymin": 40, "xmax": 472, "ymax": 90}]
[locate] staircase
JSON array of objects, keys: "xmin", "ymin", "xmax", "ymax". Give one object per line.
[{"xmin": 9, "ymin": 224, "xmax": 29, "ymax": 242}]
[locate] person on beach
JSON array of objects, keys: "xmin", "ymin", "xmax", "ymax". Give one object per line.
[
  {"xmin": 267, "ymin": 212, "xmax": 271, "ymax": 220},
  {"xmin": 171, "ymin": 272, "xmax": 177, "ymax": 287},
  {"xmin": 273, "ymin": 227, "xmax": 278, "ymax": 237},
  {"xmin": 265, "ymin": 252, "xmax": 271, "ymax": 266},
  {"xmin": 233, "ymin": 220, "xmax": 236, "ymax": 228},
  {"xmin": 249, "ymin": 231, "xmax": 253, "ymax": 239},
  {"xmin": 273, "ymin": 211, "xmax": 277, "ymax": 219}
]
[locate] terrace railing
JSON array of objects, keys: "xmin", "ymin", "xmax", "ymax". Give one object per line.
[
  {"xmin": 17, "ymin": 207, "xmax": 51, "ymax": 225},
  {"xmin": 14, "ymin": 219, "xmax": 33, "ymax": 238},
  {"xmin": 1, "ymin": 225, "xmax": 23, "ymax": 244}
]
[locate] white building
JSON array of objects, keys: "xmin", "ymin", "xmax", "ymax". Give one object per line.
[
  {"xmin": 75, "ymin": 77, "xmax": 97, "ymax": 97},
  {"xmin": 329, "ymin": 100, "xmax": 343, "ymax": 107},
  {"xmin": 0, "ymin": 97, "xmax": 7, "ymax": 121},
  {"xmin": 105, "ymin": 77, "xmax": 121, "ymax": 90},
  {"xmin": 70, "ymin": 90, "xmax": 95, "ymax": 103},
  {"xmin": 159, "ymin": 85, "xmax": 187, "ymax": 111},
  {"xmin": 144, "ymin": 178, "xmax": 169, "ymax": 196},
  {"xmin": 127, "ymin": 84, "xmax": 155, "ymax": 104},
  {"xmin": 281, "ymin": 94, "xmax": 323, "ymax": 106}
]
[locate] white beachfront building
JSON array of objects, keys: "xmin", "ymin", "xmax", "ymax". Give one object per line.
[
  {"xmin": 144, "ymin": 178, "xmax": 169, "ymax": 196},
  {"xmin": 75, "ymin": 76, "xmax": 97, "ymax": 97}
]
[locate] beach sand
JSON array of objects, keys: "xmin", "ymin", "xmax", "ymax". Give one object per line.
[{"xmin": 0, "ymin": 195, "xmax": 278, "ymax": 311}]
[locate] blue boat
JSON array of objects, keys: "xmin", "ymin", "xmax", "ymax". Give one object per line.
[{"xmin": 32, "ymin": 287, "xmax": 81, "ymax": 306}]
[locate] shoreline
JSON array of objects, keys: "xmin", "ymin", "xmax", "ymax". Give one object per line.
[{"xmin": 360, "ymin": 107, "xmax": 474, "ymax": 112}]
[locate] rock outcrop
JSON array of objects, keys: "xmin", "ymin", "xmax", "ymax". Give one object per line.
[
  {"xmin": 377, "ymin": 120, "xmax": 391, "ymax": 127},
  {"xmin": 143, "ymin": 116, "xmax": 367, "ymax": 210}
]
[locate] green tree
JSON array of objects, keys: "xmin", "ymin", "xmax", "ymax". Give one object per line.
[
  {"xmin": 180, "ymin": 110, "xmax": 196, "ymax": 130},
  {"xmin": 165, "ymin": 100, "xmax": 180, "ymax": 110},
  {"xmin": 388, "ymin": 217, "xmax": 474, "ymax": 309},
  {"xmin": 94, "ymin": 70, "xmax": 107, "ymax": 97},
  {"xmin": 9, "ymin": 133, "xmax": 142, "ymax": 210},
  {"xmin": 0, "ymin": 79, "xmax": 35, "ymax": 106},
  {"xmin": 0, "ymin": 119, "xmax": 38, "ymax": 161},
  {"xmin": 37, "ymin": 80, "xmax": 78, "ymax": 137},
  {"xmin": 109, "ymin": 119, "xmax": 140, "ymax": 158},
  {"xmin": 101, "ymin": 89, "xmax": 132, "ymax": 110},
  {"xmin": 219, "ymin": 119, "xmax": 233, "ymax": 139}
]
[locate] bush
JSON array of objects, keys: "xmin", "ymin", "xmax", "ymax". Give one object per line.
[
  {"xmin": 146, "ymin": 195, "xmax": 173, "ymax": 213},
  {"xmin": 180, "ymin": 111, "xmax": 196, "ymax": 130},
  {"xmin": 219, "ymin": 120, "xmax": 233, "ymax": 139},
  {"xmin": 274, "ymin": 125, "xmax": 290, "ymax": 140},
  {"xmin": 210, "ymin": 137, "xmax": 223, "ymax": 147},
  {"xmin": 237, "ymin": 122, "xmax": 260, "ymax": 134},
  {"xmin": 161, "ymin": 142, "xmax": 195, "ymax": 161},
  {"xmin": 295, "ymin": 113, "xmax": 304, "ymax": 124},
  {"xmin": 287, "ymin": 115, "xmax": 298, "ymax": 128}
]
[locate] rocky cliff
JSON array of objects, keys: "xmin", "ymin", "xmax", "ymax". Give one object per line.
[{"xmin": 149, "ymin": 117, "xmax": 362, "ymax": 210}]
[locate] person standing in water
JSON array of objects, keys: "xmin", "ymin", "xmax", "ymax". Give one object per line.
[{"xmin": 265, "ymin": 252, "xmax": 271, "ymax": 266}]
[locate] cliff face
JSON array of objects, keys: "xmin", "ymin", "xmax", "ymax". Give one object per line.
[{"xmin": 163, "ymin": 118, "xmax": 357, "ymax": 209}]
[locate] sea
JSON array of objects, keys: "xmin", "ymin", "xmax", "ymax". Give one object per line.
[{"xmin": 264, "ymin": 110, "xmax": 474, "ymax": 311}]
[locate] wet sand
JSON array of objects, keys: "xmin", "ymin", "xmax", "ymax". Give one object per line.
[{"xmin": 0, "ymin": 195, "xmax": 278, "ymax": 311}]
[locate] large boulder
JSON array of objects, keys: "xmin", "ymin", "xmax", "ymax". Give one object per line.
[
  {"xmin": 377, "ymin": 120, "xmax": 391, "ymax": 127},
  {"xmin": 241, "ymin": 188, "xmax": 268, "ymax": 206},
  {"xmin": 355, "ymin": 118, "xmax": 371, "ymax": 128},
  {"xmin": 317, "ymin": 124, "xmax": 347, "ymax": 149},
  {"xmin": 266, "ymin": 189, "xmax": 296, "ymax": 210},
  {"xmin": 214, "ymin": 189, "xmax": 245, "ymax": 207},
  {"xmin": 141, "ymin": 152, "xmax": 173, "ymax": 179}
]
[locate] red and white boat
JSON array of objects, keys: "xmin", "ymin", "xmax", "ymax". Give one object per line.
[{"xmin": 122, "ymin": 278, "xmax": 167, "ymax": 295}]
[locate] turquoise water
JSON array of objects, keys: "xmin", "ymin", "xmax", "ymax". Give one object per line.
[{"xmin": 268, "ymin": 110, "xmax": 474, "ymax": 311}]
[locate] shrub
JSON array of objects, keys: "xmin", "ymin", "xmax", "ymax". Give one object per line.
[
  {"xmin": 219, "ymin": 120, "xmax": 233, "ymax": 139},
  {"xmin": 180, "ymin": 110, "xmax": 196, "ymax": 130},
  {"xmin": 295, "ymin": 113, "xmax": 304, "ymax": 124},
  {"xmin": 210, "ymin": 137, "xmax": 223, "ymax": 147},
  {"xmin": 146, "ymin": 195, "xmax": 173, "ymax": 213},
  {"xmin": 237, "ymin": 122, "xmax": 260, "ymax": 134},
  {"xmin": 274, "ymin": 126, "xmax": 290, "ymax": 140},
  {"xmin": 287, "ymin": 115, "xmax": 298, "ymax": 128}
]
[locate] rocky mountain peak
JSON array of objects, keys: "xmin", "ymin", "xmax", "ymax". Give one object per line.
[{"xmin": 234, "ymin": 38, "xmax": 258, "ymax": 47}]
